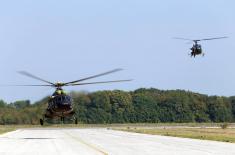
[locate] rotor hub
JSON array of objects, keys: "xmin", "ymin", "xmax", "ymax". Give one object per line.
[{"xmin": 55, "ymin": 82, "xmax": 64, "ymax": 88}]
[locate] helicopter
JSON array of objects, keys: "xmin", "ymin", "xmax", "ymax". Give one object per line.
[
  {"xmin": 14, "ymin": 69, "xmax": 132, "ymax": 125},
  {"xmin": 174, "ymin": 37, "xmax": 228, "ymax": 57}
]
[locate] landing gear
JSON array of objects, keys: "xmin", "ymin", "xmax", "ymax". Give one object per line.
[
  {"xmin": 60, "ymin": 117, "xmax": 65, "ymax": 124},
  {"xmin": 40, "ymin": 119, "xmax": 44, "ymax": 126}
]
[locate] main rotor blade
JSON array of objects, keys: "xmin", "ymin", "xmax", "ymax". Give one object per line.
[
  {"xmin": 199, "ymin": 36, "xmax": 228, "ymax": 41},
  {"xmin": 173, "ymin": 37, "xmax": 193, "ymax": 41},
  {"xmin": 66, "ymin": 79, "xmax": 132, "ymax": 86},
  {"xmin": 18, "ymin": 71, "xmax": 55, "ymax": 85},
  {"xmin": 0, "ymin": 84, "xmax": 53, "ymax": 87},
  {"xmin": 64, "ymin": 68, "xmax": 123, "ymax": 85}
]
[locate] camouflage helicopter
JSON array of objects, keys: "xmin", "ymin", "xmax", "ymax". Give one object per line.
[
  {"xmin": 174, "ymin": 37, "xmax": 228, "ymax": 57},
  {"xmin": 14, "ymin": 69, "xmax": 132, "ymax": 125}
]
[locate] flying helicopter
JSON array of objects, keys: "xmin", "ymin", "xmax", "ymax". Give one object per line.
[
  {"xmin": 174, "ymin": 37, "xmax": 228, "ymax": 57},
  {"xmin": 10, "ymin": 69, "xmax": 132, "ymax": 125}
]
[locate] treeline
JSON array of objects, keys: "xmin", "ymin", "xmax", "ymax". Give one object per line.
[
  {"xmin": 0, "ymin": 88, "xmax": 235, "ymax": 124},
  {"xmin": 0, "ymin": 98, "xmax": 47, "ymax": 124}
]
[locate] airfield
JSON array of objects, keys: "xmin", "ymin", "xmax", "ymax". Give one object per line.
[{"xmin": 0, "ymin": 128, "xmax": 235, "ymax": 155}]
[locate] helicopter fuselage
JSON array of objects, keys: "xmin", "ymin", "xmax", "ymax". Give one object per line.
[
  {"xmin": 190, "ymin": 43, "xmax": 203, "ymax": 57},
  {"xmin": 45, "ymin": 93, "xmax": 75, "ymax": 118}
]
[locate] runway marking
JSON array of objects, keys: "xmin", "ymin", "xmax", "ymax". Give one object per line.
[{"xmin": 64, "ymin": 131, "xmax": 108, "ymax": 155}]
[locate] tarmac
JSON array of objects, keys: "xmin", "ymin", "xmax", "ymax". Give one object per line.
[{"xmin": 0, "ymin": 128, "xmax": 235, "ymax": 155}]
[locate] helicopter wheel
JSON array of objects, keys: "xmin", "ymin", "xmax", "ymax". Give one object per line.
[
  {"xmin": 40, "ymin": 119, "xmax": 44, "ymax": 126},
  {"xmin": 60, "ymin": 117, "xmax": 65, "ymax": 124},
  {"xmin": 75, "ymin": 117, "xmax": 78, "ymax": 124}
]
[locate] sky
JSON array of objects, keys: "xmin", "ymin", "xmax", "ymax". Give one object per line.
[{"xmin": 0, "ymin": 0, "xmax": 234, "ymax": 102}]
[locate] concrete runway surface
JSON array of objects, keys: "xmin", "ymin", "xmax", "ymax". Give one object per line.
[{"xmin": 0, "ymin": 128, "xmax": 235, "ymax": 155}]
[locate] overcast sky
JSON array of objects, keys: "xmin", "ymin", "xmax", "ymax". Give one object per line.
[{"xmin": 0, "ymin": 0, "xmax": 234, "ymax": 102}]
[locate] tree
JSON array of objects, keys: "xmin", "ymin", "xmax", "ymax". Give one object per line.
[
  {"xmin": 132, "ymin": 91, "xmax": 160, "ymax": 123},
  {"xmin": 0, "ymin": 100, "xmax": 6, "ymax": 108},
  {"xmin": 9, "ymin": 100, "xmax": 31, "ymax": 109},
  {"xmin": 207, "ymin": 96, "xmax": 232, "ymax": 122},
  {"xmin": 109, "ymin": 90, "xmax": 133, "ymax": 123}
]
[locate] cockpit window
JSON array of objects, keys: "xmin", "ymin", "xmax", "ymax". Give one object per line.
[
  {"xmin": 55, "ymin": 96, "xmax": 62, "ymax": 103},
  {"xmin": 54, "ymin": 95, "xmax": 72, "ymax": 104}
]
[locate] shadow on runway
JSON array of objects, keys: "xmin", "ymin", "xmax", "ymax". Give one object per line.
[
  {"xmin": 21, "ymin": 138, "xmax": 55, "ymax": 140},
  {"xmin": 0, "ymin": 137, "xmax": 56, "ymax": 140}
]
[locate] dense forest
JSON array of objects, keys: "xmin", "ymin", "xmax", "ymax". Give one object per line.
[{"xmin": 0, "ymin": 88, "xmax": 235, "ymax": 124}]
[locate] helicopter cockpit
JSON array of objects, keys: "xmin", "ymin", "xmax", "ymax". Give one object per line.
[
  {"xmin": 195, "ymin": 44, "xmax": 201, "ymax": 49},
  {"xmin": 48, "ymin": 94, "xmax": 72, "ymax": 111}
]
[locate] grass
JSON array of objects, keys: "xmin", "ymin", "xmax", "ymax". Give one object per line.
[
  {"xmin": 114, "ymin": 126, "xmax": 235, "ymax": 143},
  {"xmin": 0, "ymin": 125, "xmax": 49, "ymax": 135},
  {"xmin": 0, "ymin": 126, "xmax": 17, "ymax": 135}
]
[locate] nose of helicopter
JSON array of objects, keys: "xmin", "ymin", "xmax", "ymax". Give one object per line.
[
  {"xmin": 55, "ymin": 103, "xmax": 72, "ymax": 113},
  {"xmin": 60, "ymin": 103, "xmax": 72, "ymax": 110},
  {"xmin": 52, "ymin": 95, "xmax": 73, "ymax": 112}
]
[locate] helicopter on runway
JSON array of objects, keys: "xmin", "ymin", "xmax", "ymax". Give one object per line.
[
  {"xmin": 174, "ymin": 37, "xmax": 228, "ymax": 57},
  {"xmin": 15, "ymin": 69, "xmax": 132, "ymax": 125}
]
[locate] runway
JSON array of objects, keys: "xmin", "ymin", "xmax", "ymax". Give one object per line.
[{"xmin": 0, "ymin": 128, "xmax": 235, "ymax": 155}]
